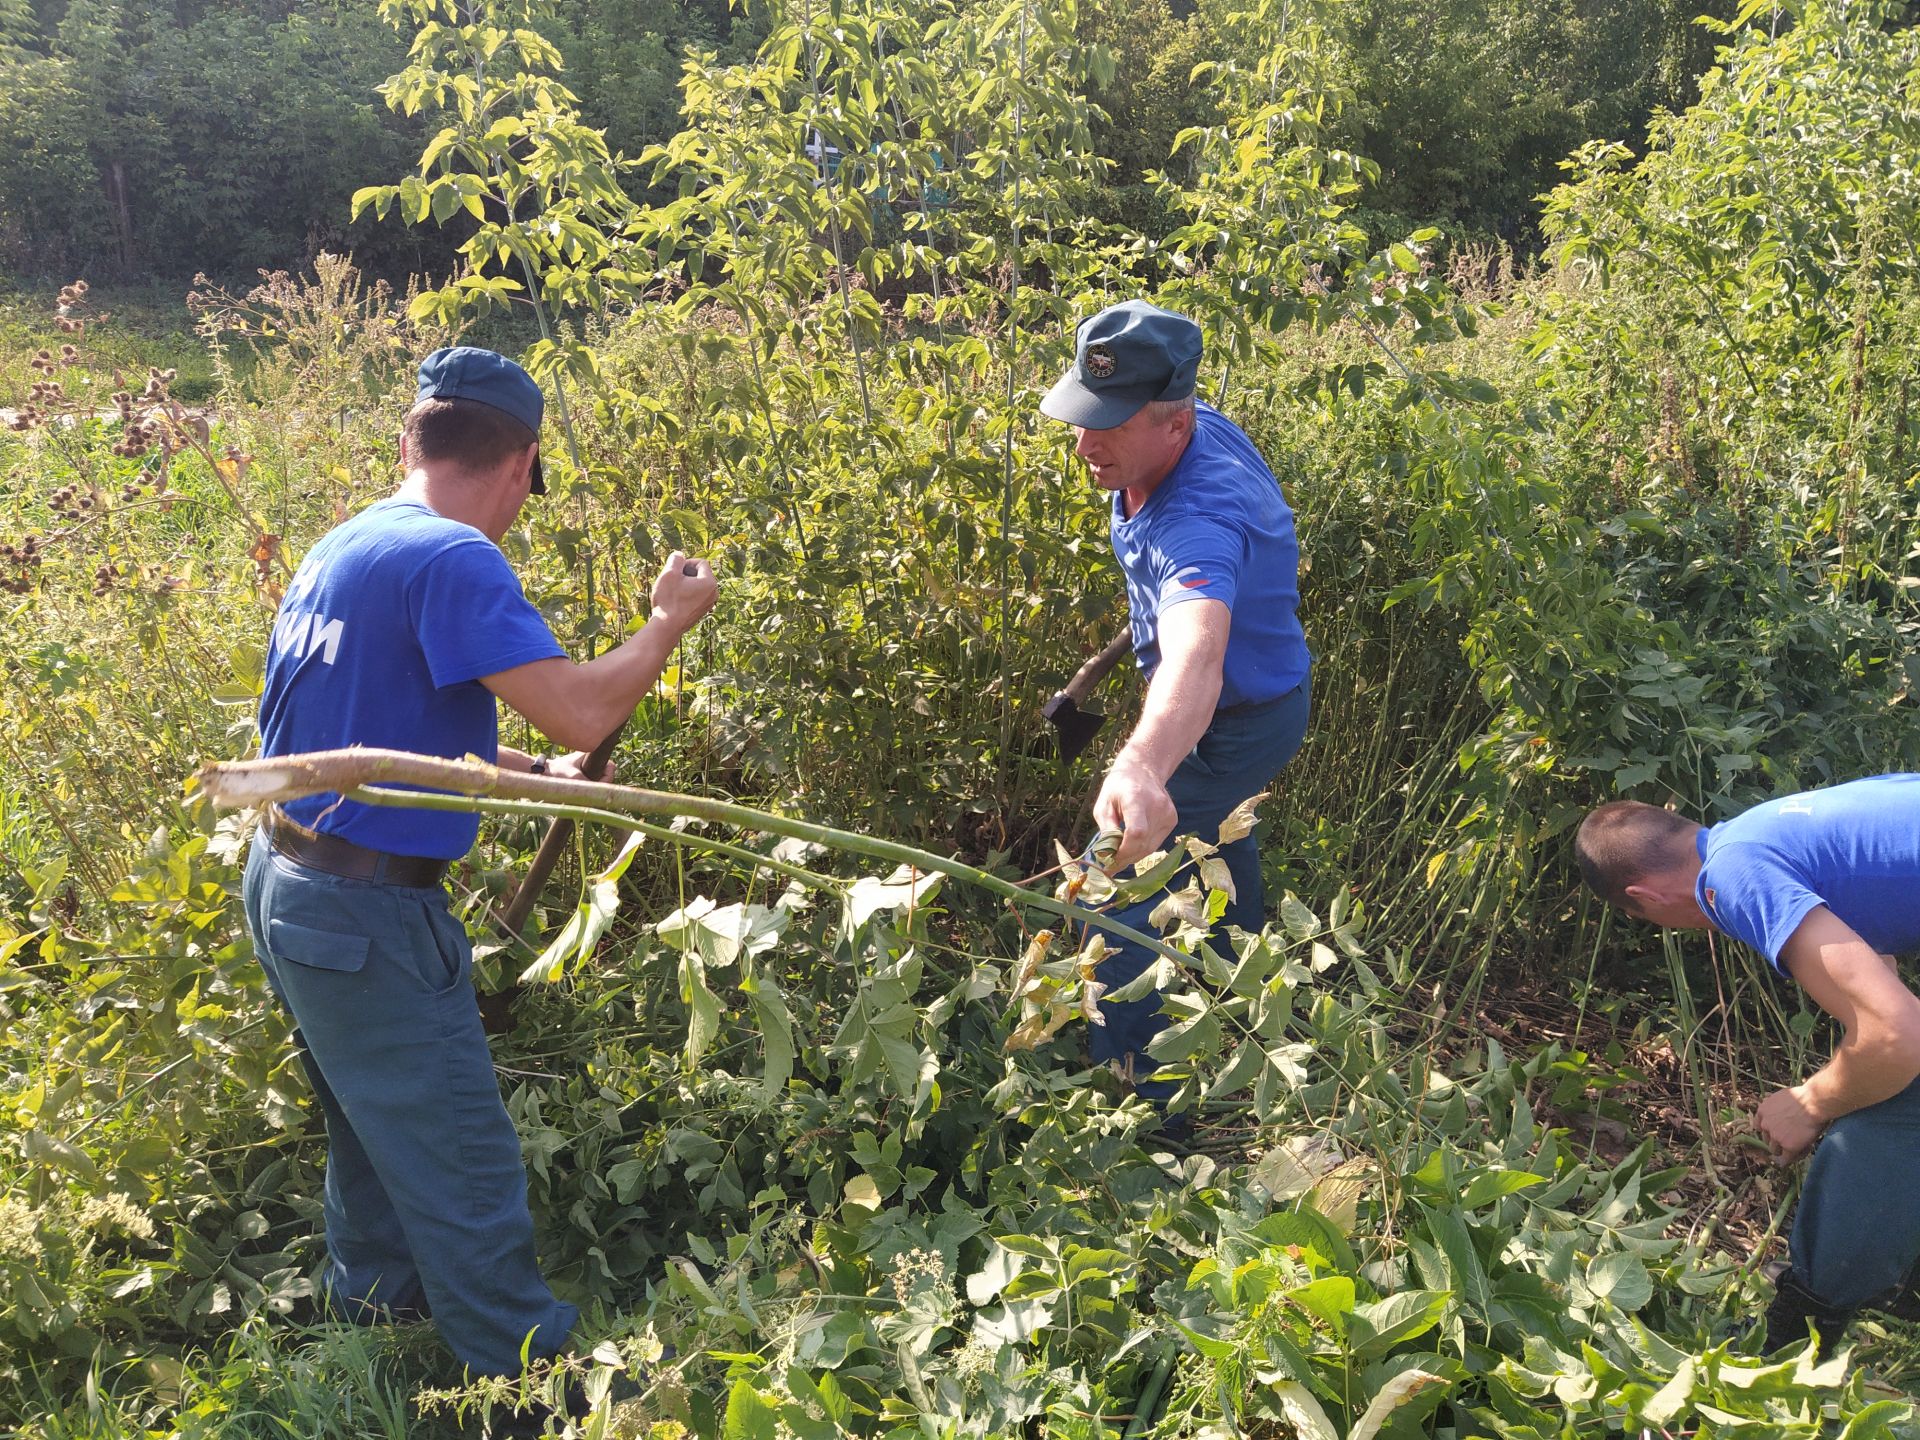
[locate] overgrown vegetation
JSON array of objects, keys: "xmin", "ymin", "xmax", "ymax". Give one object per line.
[
  {"xmin": 5, "ymin": 0, "xmax": 1920, "ymax": 1434},
  {"xmin": 0, "ymin": 0, "xmax": 1737, "ymax": 284}
]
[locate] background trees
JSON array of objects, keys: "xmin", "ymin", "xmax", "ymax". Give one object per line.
[{"xmin": 0, "ymin": 0, "xmax": 1746, "ymax": 282}]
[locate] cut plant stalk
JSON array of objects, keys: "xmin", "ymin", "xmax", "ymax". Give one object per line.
[{"xmin": 194, "ymin": 748, "xmax": 1197, "ymax": 969}]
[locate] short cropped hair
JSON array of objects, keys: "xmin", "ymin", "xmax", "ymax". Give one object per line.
[
  {"xmin": 1574, "ymin": 800, "xmax": 1700, "ymax": 907},
  {"xmin": 1142, "ymin": 394, "xmax": 1196, "ymax": 429},
  {"xmin": 403, "ymin": 396, "xmax": 536, "ymax": 478}
]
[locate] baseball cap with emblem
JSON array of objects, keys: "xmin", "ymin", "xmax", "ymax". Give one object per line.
[
  {"xmin": 415, "ymin": 346, "xmax": 547, "ymax": 494},
  {"xmin": 1039, "ymin": 300, "xmax": 1203, "ymax": 431}
]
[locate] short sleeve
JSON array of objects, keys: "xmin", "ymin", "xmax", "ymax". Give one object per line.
[
  {"xmin": 1698, "ymin": 842, "xmax": 1827, "ymax": 974},
  {"xmin": 411, "ymin": 540, "xmax": 566, "ymax": 687},
  {"xmin": 1151, "ymin": 513, "xmax": 1243, "ymax": 615}
]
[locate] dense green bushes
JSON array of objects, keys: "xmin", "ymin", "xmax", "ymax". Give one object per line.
[
  {"xmin": 0, "ymin": 0, "xmax": 1744, "ymax": 284},
  {"xmin": 6, "ymin": 0, "xmax": 1920, "ymax": 1432}
]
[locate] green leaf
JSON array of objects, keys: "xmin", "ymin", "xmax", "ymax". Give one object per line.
[
  {"xmin": 518, "ymin": 833, "xmax": 640, "ymax": 983},
  {"xmin": 680, "ymin": 951, "xmax": 723, "ymax": 1065},
  {"xmin": 741, "ymin": 971, "xmax": 795, "ymax": 1098},
  {"xmin": 1287, "ymin": 1275, "xmax": 1355, "ymax": 1335},
  {"xmin": 965, "ymin": 1244, "xmax": 1024, "ymax": 1306},
  {"xmin": 1349, "ymin": 1290, "xmax": 1449, "ymax": 1359},
  {"xmin": 846, "ymin": 865, "xmax": 942, "ymax": 929},
  {"xmin": 21, "ymin": 1128, "xmax": 98, "ymax": 1182},
  {"xmin": 1458, "ymin": 1168, "xmax": 1546, "ymax": 1208},
  {"xmin": 1639, "ymin": 1358, "xmax": 1696, "ymax": 1426},
  {"xmin": 1585, "ymin": 1251, "xmax": 1652, "ymax": 1311},
  {"xmin": 722, "ymin": 1379, "xmax": 778, "ymax": 1440}
]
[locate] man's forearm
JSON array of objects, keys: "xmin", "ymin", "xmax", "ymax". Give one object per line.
[
  {"xmin": 1798, "ymin": 1032, "xmax": 1920, "ymax": 1124},
  {"xmin": 483, "ymin": 619, "xmax": 687, "ymax": 752},
  {"xmin": 568, "ymin": 622, "xmax": 683, "ymax": 741},
  {"xmin": 1112, "ymin": 649, "xmax": 1223, "ymax": 782}
]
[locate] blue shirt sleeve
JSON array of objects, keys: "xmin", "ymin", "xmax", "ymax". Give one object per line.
[
  {"xmin": 410, "ymin": 538, "xmax": 566, "ymax": 688},
  {"xmin": 1698, "ymin": 841, "xmax": 1827, "ymax": 974},
  {"xmin": 1150, "ymin": 513, "xmax": 1243, "ymax": 615}
]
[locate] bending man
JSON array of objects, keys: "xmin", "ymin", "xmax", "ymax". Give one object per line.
[
  {"xmin": 1576, "ymin": 776, "xmax": 1920, "ymax": 1351},
  {"xmin": 1039, "ymin": 300, "xmax": 1311, "ymax": 1103},
  {"xmin": 244, "ymin": 347, "xmax": 717, "ymax": 1383}
]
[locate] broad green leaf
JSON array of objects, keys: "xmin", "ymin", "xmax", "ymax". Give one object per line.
[
  {"xmin": 847, "ymin": 865, "xmax": 943, "ymax": 929},
  {"xmin": 679, "ymin": 951, "xmax": 722, "ymax": 1065},
  {"xmin": 965, "ymin": 1244, "xmax": 1023, "ymax": 1306},
  {"xmin": 1458, "ymin": 1168, "xmax": 1546, "ymax": 1208},
  {"xmin": 741, "ymin": 970, "xmax": 794, "ymax": 1098},
  {"xmin": 1639, "ymin": 1358, "xmax": 1695, "ymax": 1426},
  {"xmin": 519, "ymin": 832, "xmax": 641, "ymax": 983},
  {"xmin": 1287, "ymin": 1275, "xmax": 1355, "ymax": 1335},
  {"xmin": 1585, "ymin": 1251, "xmax": 1652, "ymax": 1312},
  {"xmin": 722, "ymin": 1379, "xmax": 778, "ymax": 1440},
  {"xmin": 972, "ymin": 1296, "xmax": 1054, "ymax": 1346},
  {"xmin": 1350, "ymin": 1290, "xmax": 1449, "ymax": 1359}
]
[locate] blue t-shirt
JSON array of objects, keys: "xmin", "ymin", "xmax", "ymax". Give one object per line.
[
  {"xmin": 1696, "ymin": 774, "xmax": 1920, "ymax": 974},
  {"xmin": 1110, "ymin": 403, "xmax": 1311, "ymax": 709},
  {"xmin": 257, "ymin": 497, "xmax": 565, "ymax": 858}
]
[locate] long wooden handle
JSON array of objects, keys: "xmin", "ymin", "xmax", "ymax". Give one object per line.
[
  {"xmin": 497, "ymin": 723, "xmax": 623, "ymax": 936},
  {"xmin": 1059, "ymin": 630, "xmax": 1132, "ymax": 706},
  {"xmin": 498, "ymin": 563, "xmax": 705, "ymax": 936}
]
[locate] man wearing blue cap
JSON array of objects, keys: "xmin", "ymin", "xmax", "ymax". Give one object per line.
[
  {"xmin": 242, "ymin": 347, "xmax": 717, "ymax": 1395},
  {"xmin": 1040, "ymin": 299, "xmax": 1312, "ymax": 1105}
]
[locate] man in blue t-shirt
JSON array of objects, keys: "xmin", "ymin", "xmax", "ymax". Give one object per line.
[
  {"xmin": 1577, "ymin": 778, "xmax": 1920, "ymax": 1353},
  {"xmin": 1039, "ymin": 300, "xmax": 1312, "ymax": 1106},
  {"xmin": 243, "ymin": 347, "xmax": 716, "ymax": 1398}
]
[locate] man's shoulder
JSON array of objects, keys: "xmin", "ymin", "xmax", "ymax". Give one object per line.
[{"xmin": 322, "ymin": 499, "xmax": 494, "ymax": 569}]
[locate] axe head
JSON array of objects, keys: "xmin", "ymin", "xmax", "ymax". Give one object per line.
[
  {"xmin": 1042, "ymin": 692, "xmax": 1108, "ymax": 763},
  {"xmin": 476, "ymin": 986, "xmax": 519, "ymax": 1036}
]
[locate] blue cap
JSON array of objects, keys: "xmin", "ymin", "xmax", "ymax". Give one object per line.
[
  {"xmin": 1039, "ymin": 300, "xmax": 1203, "ymax": 430},
  {"xmin": 415, "ymin": 347, "xmax": 546, "ymax": 494}
]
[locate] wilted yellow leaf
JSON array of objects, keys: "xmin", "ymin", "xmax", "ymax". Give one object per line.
[{"xmin": 1217, "ymin": 791, "xmax": 1270, "ymax": 844}]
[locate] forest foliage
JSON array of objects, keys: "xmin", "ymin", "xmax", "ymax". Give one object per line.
[
  {"xmin": 0, "ymin": 0, "xmax": 1735, "ymax": 282},
  {"xmin": 4, "ymin": 0, "xmax": 1920, "ymax": 1435}
]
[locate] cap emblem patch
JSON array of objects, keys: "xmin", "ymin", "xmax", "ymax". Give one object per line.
[{"xmin": 1083, "ymin": 342, "xmax": 1117, "ymax": 379}]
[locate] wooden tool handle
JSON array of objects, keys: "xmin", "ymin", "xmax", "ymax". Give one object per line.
[
  {"xmin": 498, "ymin": 723, "xmax": 624, "ymax": 936},
  {"xmin": 1060, "ymin": 630, "xmax": 1132, "ymax": 706}
]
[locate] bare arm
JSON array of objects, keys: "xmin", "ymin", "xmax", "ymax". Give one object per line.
[
  {"xmin": 1759, "ymin": 905, "xmax": 1920, "ymax": 1161},
  {"xmin": 482, "ymin": 553, "xmax": 717, "ymax": 752},
  {"xmin": 1093, "ymin": 598, "xmax": 1229, "ymax": 871}
]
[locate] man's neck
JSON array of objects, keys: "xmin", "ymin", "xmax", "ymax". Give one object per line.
[
  {"xmin": 1122, "ymin": 430, "xmax": 1195, "ymax": 518},
  {"xmin": 397, "ymin": 469, "xmax": 508, "ymax": 543}
]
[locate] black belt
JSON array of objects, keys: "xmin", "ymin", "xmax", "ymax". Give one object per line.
[
  {"xmin": 266, "ymin": 812, "xmax": 450, "ymax": 888},
  {"xmin": 1217, "ymin": 678, "xmax": 1308, "ymax": 717}
]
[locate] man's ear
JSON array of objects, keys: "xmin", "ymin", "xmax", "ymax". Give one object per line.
[
  {"xmin": 1619, "ymin": 882, "xmax": 1655, "ymax": 919},
  {"xmin": 398, "ymin": 430, "xmax": 409, "ymax": 467}
]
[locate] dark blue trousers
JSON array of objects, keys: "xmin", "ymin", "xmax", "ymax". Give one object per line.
[
  {"xmin": 242, "ymin": 841, "xmax": 576, "ymax": 1375},
  {"xmin": 1090, "ymin": 683, "xmax": 1310, "ymax": 1091},
  {"xmin": 1785, "ymin": 1071, "xmax": 1920, "ymax": 1312}
]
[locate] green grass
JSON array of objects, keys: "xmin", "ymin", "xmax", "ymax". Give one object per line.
[{"xmin": 0, "ymin": 283, "xmax": 218, "ymax": 406}]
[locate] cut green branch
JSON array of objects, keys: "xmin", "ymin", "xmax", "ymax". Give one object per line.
[{"xmin": 195, "ymin": 748, "xmax": 1193, "ymax": 965}]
